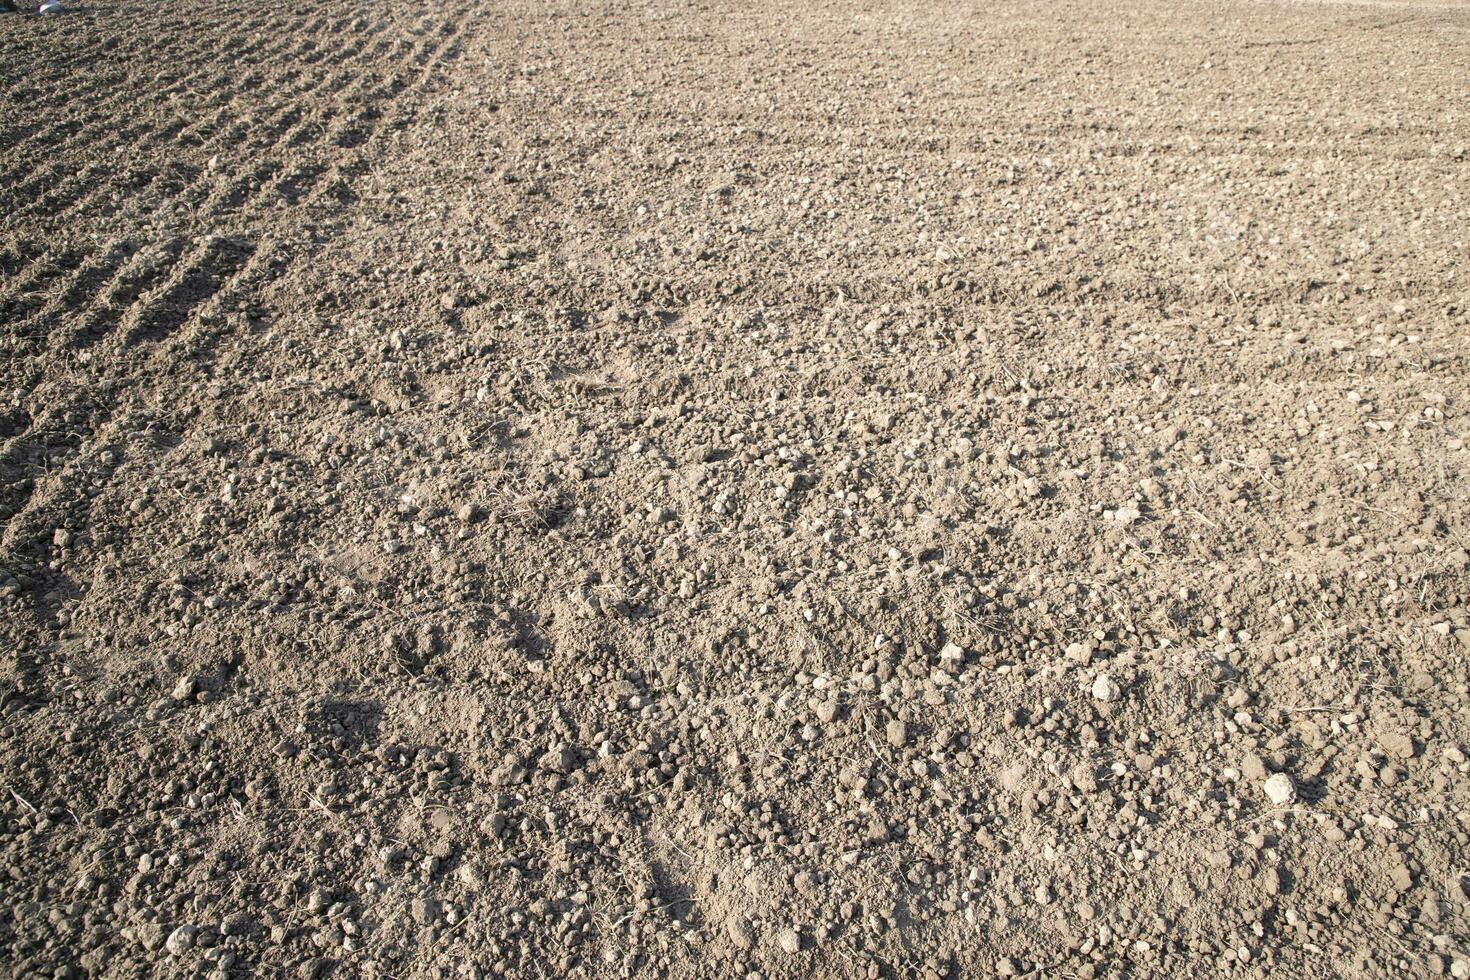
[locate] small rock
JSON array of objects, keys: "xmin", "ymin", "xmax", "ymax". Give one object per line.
[
  {"xmin": 479, "ymin": 813, "xmax": 506, "ymax": 838},
  {"xmin": 171, "ymin": 675, "xmax": 199, "ymax": 701},
  {"xmin": 776, "ymin": 927, "xmax": 801, "ymax": 954},
  {"xmin": 1110, "ymin": 505, "xmax": 1141, "ymax": 525},
  {"xmin": 165, "ymin": 925, "xmax": 198, "ymax": 956},
  {"xmin": 1091, "ymin": 674, "xmax": 1120, "ymax": 702},
  {"xmin": 1263, "ymin": 772, "xmax": 1296, "ymax": 806},
  {"xmin": 220, "ymin": 913, "xmax": 256, "ymax": 937},
  {"xmin": 133, "ymin": 923, "xmax": 166, "ymax": 951}
]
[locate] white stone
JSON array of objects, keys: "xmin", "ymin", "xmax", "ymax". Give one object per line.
[
  {"xmin": 165, "ymin": 925, "xmax": 197, "ymax": 956},
  {"xmin": 1091, "ymin": 674, "xmax": 1120, "ymax": 702},
  {"xmin": 1263, "ymin": 773, "xmax": 1296, "ymax": 806}
]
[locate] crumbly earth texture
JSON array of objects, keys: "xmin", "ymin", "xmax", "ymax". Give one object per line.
[{"xmin": 2, "ymin": 0, "xmax": 1469, "ymax": 977}]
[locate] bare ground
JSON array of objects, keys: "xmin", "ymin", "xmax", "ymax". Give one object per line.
[{"xmin": 2, "ymin": 0, "xmax": 1469, "ymax": 977}]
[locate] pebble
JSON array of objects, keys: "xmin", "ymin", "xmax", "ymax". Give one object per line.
[
  {"xmin": 220, "ymin": 913, "xmax": 255, "ymax": 937},
  {"xmin": 1109, "ymin": 505, "xmax": 1140, "ymax": 525},
  {"xmin": 776, "ymin": 927, "xmax": 801, "ymax": 954},
  {"xmin": 1263, "ymin": 772, "xmax": 1296, "ymax": 806},
  {"xmin": 165, "ymin": 925, "xmax": 198, "ymax": 956},
  {"xmin": 1091, "ymin": 674, "xmax": 1120, "ymax": 702}
]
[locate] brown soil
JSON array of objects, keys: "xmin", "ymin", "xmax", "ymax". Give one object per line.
[{"xmin": 2, "ymin": 0, "xmax": 1469, "ymax": 977}]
